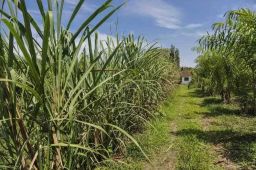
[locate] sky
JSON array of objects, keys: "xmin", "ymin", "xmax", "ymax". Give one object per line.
[{"xmin": 26, "ymin": 0, "xmax": 256, "ymax": 67}]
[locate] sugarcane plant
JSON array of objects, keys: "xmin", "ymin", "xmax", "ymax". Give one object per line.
[{"xmin": 0, "ymin": 0, "xmax": 179, "ymax": 169}]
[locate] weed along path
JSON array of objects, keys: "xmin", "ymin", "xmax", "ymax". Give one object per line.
[{"xmin": 118, "ymin": 85, "xmax": 256, "ymax": 170}]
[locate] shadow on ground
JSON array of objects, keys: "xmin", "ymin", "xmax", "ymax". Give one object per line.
[
  {"xmin": 179, "ymin": 89, "xmax": 206, "ymax": 98},
  {"xmin": 199, "ymin": 106, "xmax": 241, "ymax": 117},
  {"xmin": 201, "ymin": 98, "xmax": 223, "ymax": 106},
  {"xmin": 188, "ymin": 89, "xmax": 209, "ymax": 98},
  {"xmin": 177, "ymin": 88, "xmax": 256, "ymax": 167},
  {"xmin": 174, "ymin": 128, "xmax": 256, "ymax": 166},
  {"xmin": 191, "ymin": 89, "xmax": 241, "ymax": 117}
]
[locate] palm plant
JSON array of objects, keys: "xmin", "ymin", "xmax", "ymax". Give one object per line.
[{"xmin": 196, "ymin": 8, "xmax": 256, "ymax": 113}]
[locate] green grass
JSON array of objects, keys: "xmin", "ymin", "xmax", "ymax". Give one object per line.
[
  {"xmin": 103, "ymin": 85, "xmax": 256, "ymax": 169},
  {"xmin": 174, "ymin": 87, "xmax": 219, "ymax": 170},
  {"xmin": 174, "ymin": 87, "xmax": 256, "ymax": 169}
]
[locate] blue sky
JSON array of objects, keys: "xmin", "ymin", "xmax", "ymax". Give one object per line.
[{"xmin": 27, "ymin": 0, "xmax": 256, "ymax": 67}]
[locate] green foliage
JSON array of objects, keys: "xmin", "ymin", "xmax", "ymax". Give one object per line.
[
  {"xmin": 195, "ymin": 8, "xmax": 256, "ymax": 112},
  {"xmin": 170, "ymin": 45, "xmax": 180, "ymax": 68},
  {"xmin": 0, "ymin": 0, "xmax": 179, "ymax": 169},
  {"xmin": 158, "ymin": 45, "xmax": 180, "ymax": 68}
]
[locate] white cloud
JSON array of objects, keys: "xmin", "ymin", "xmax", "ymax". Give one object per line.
[
  {"xmin": 125, "ymin": 0, "xmax": 205, "ymax": 31},
  {"xmin": 82, "ymin": 31, "xmax": 117, "ymax": 51},
  {"xmin": 185, "ymin": 24, "xmax": 203, "ymax": 29},
  {"xmin": 65, "ymin": 0, "xmax": 96, "ymax": 12},
  {"xmin": 180, "ymin": 31, "xmax": 206, "ymax": 37},
  {"xmin": 126, "ymin": 0, "xmax": 181, "ymax": 29},
  {"xmin": 97, "ymin": 32, "xmax": 116, "ymax": 44}
]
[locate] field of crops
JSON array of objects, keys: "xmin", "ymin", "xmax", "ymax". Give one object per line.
[
  {"xmin": 0, "ymin": 0, "xmax": 179, "ymax": 169},
  {"xmin": 4, "ymin": 0, "xmax": 256, "ymax": 169}
]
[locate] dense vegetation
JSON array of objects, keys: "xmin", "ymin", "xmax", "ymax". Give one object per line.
[
  {"xmin": 0, "ymin": 0, "xmax": 179, "ymax": 169},
  {"xmin": 195, "ymin": 8, "xmax": 256, "ymax": 114}
]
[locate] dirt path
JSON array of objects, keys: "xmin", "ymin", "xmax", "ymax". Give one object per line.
[
  {"xmin": 141, "ymin": 86, "xmax": 255, "ymax": 170},
  {"xmin": 143, "ymin": 122, "xmax": 177, "ymax": 170},
  {"xmin": 142, "ymin": 86, "xmax": 190, "ymax": 170}
]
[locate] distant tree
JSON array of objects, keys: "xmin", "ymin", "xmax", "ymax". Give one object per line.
[
  {"xmin": 169, "ymin": 45, "xmax": 180, "ymax": 67},
  {"xmin": 156, "ymin": 45, "xmax": 180, "ymax": 68}
]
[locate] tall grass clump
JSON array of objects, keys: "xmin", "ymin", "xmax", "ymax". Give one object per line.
[{"xmin": 0, "ymin": 0, "xmax": 179, "ymax": 169}]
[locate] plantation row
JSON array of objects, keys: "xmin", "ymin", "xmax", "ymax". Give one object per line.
[
  {"xmin": 195, "ymin": 8, "xmax": 256, "ymax": 114},
  {"xmin": 0, "ymin": 0, "xmax": 179, "ymax": 169}
]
